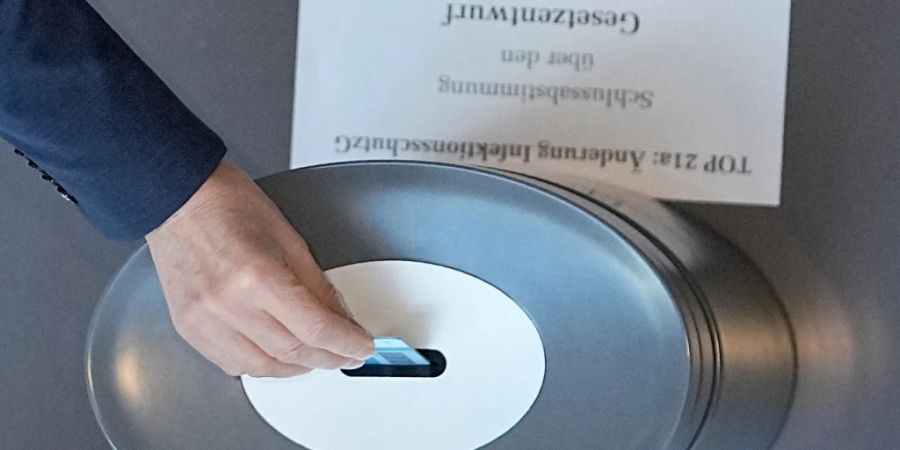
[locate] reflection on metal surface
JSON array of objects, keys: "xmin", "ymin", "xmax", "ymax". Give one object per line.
[
  {"xmin": 114, "ymin": 350, "xmax": 143, "ymax": 406},
  {"xmin": 743, "ymin": 238, "xmax": 856, "ymax": 450}
]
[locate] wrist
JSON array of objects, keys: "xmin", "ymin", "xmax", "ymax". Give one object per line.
[{"xmin": 146, "ymin": 161, "xmax": 240, "ymax": 241}]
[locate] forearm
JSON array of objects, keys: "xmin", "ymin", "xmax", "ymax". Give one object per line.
[{"xmin": 0, "ymin": 0, "xmax": 226, "ymax": 239}]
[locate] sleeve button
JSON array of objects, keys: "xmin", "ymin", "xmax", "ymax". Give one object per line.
[{"xmin": 56, "ymin": 186, "xmax": 78, "ymax": 204}]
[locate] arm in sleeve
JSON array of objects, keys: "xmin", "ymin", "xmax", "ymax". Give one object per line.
[{"xmin": 0, "ymin": 0, "xmax": 227, "ymax": 240}]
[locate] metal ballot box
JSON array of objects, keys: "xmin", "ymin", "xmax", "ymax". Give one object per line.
[{"xmin": 86, "ymin": 162, "xmax": 794, "ymax": 449}]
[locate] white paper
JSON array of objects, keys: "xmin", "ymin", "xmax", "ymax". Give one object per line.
[{"xmin": 290, "ymin": 0, "xmax": 791, "ymax": 205}]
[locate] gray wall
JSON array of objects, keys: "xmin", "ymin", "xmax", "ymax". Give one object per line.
[{"xmin": 1, "ymin": 1, "xmax": 898, "ymax": 449}]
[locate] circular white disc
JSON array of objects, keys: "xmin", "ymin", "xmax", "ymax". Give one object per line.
[{"xmin": 241, "ymin": 260, "xmax": 546, "ymax": 450}]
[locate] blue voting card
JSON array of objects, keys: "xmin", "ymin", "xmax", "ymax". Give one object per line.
[{"xmin": 365, "ymin": 336, "xmax": 430, "ymax": 366}]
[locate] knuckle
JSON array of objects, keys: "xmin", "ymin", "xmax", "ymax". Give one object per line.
[
  {"xmin": 302, "ymin": 316, "xmax": 332, "ymax": 345},
  {"xmin": 173, "ymin": 296, "xmax": 220, "ymax": 332},
  {"xmin": 235, "ymin": 260, "xmax": 274, "ymax": 288},
  {"xmin": 294, "ymin": 285, "xmax": 325, "ymax": 311},
  {"xmin": 221, "ymin": 365, "xmax": 243, "ymax": 377},
  {"xmin": 293, "ymin": 237, "xmax": 311, "ymax": 253},
  {"xmin": 245, "ymin": 358, "xmax": 277, "ymax": 377},
  {"xmin": 170, "ymin": 305, "xmax": 201, "ymax": 336},
  {"xmin": 321, "ymin": 283, "xmax": 340, "ymax": 304},
  {"xmin": 170, "ymin": 315, "xmax": 189, "ymax": 336},
  {"xmin": 274, "ymin": 341, "xmax": 307, "ymax": 363}
]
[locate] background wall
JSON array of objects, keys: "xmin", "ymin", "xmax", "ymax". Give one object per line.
[{"xmin": 1, "ymin": 1, "xmax": 897, "ymax": 449}]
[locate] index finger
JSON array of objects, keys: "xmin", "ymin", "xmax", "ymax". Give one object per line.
[
  {"xmin": 264, "ymin": 282, "xmax": 374, "ymax": 360},
  {"xmin": 280, "ymin": 233, "xmax": 357, "ymax": 321}
]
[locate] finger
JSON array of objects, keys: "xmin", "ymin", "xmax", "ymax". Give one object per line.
[
  {"xmin": 279, "ymin": 234, "xmax": 356, "ymax": 321},
  {"xmin": 328, "ymin": 286, "xmax": 370, "ymax": 331},
  {"xmin": 236, "ymin": 313, "xmax": 362, "ymax": 369},
  {"xmin": 262, "ymin": 282, "xmax": 374, "ymax": 360},
  {"xmin": 331, "ymin": 286, "xmax": 356, "ymax": 321},
  {"xmin": 229, "ymin": 332, "xmax": 313, "ymax": 378},
  {"xmin": 175, "ymin": 315, "xmax": 311, "ymax": 378},
  {"xmin": 170, "ymin": 310, "xmax": 243, "ymax": 375},
  {"xmin": 334, "ymin": 290, "xmax": 371, "ymax": 333}
]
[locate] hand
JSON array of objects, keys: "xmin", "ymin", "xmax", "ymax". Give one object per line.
[{"xmin": 146, "ymin": 161, "xmax": 374, "ymax": 377}]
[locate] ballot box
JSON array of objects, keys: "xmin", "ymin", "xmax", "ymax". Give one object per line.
[{"xmin": 85, "ymin": 162, "xmax": 793, "ymax": 449}]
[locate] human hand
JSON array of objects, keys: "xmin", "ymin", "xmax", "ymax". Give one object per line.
[{"xmin": 146, "ymin": 161, "xmax": 373, "ymax": 377}]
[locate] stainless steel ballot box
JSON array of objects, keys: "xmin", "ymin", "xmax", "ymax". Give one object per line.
[{"xmin": 86, "ymin": 162, "xmax": 795, "ymax": 449}]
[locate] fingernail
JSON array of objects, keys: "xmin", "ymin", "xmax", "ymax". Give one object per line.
[
  {"xmin": 344, "ymin": 360, "xmax": 366, "ymax": 370},
  {"xmin": 353, "ymin": 344, "xmax": 375, "ymax": 361}
]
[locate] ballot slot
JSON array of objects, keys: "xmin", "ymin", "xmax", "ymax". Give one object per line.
[{"xmin": 341, "ymin": 349, "xmax": 446, "ymax": 378}]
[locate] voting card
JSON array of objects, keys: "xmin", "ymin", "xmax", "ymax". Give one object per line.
[{"xmin": 366, "ymin": 336, "xmax": 431, "ymax": 366}]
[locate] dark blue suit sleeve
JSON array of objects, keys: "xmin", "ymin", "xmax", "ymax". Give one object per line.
[{"xmin": 0, "ymin": 0, "xmax": 227, "ymax": 240}]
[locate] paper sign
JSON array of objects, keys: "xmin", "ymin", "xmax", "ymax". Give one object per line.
[{"xmin": 290, "ymin": 0, "xmax": 791, "ymax": 205}]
